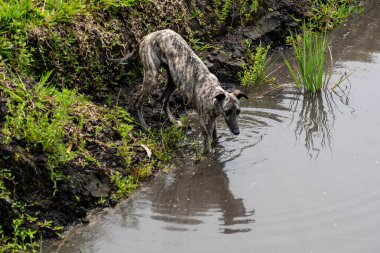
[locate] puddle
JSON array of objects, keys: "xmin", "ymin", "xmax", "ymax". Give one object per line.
[{"xmin": 44, "ymin": 1, "xmax": 380, "ymax": 252}]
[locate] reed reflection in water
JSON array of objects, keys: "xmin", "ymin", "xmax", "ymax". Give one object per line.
[{"xmin": 291, "ymin": 82, "xmax": 352, "ymax": 159}]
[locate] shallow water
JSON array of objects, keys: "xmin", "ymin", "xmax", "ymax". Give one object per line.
[{"xmin": 45, "ymin": 1, "xmax": 380, "ymax": 252}]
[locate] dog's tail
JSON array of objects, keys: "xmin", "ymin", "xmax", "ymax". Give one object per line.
[{"xmin": 105, "ymin": 47, "xmax": 138, "ymax": 64}]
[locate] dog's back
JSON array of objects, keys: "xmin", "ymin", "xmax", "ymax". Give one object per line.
[{"xmin": 139, "ymin": 29, "xmax": 221, "ymax": 104}]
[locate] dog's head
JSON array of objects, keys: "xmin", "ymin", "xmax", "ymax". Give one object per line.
[{"xmin": 214, "ymin": 90, "xmax": 248, "ymax": 135}]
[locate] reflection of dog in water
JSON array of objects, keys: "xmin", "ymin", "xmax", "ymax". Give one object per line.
[
  {"xmin": 135, "ymin": 29, "xmax": 248, "ymax": 152},
  {"xmin": 150, "ymin": 156, "xmax": 255, "ymax": 234}
]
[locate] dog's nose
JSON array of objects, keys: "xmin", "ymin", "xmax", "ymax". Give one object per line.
[{"xmin": 232, "ymin": 129, "xmax": 240, "ymax": 135}]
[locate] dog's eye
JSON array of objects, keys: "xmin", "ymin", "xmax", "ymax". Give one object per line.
[
  {"xmin": 225, "ymin": 109, "xmax": 232, "ymax": 116},
  {"xmin": 236, "ymin": 109, "xmax": 241, "ymax": 115}
]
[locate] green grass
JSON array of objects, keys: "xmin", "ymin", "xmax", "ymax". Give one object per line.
[
  {"xmin": 1, "ymin": 70, "xmax": 89, "ymax": 193},
  {"xmin": 0, "ymin": 169, "xmax": 63, "ymax": 253},
  {"xmin": 240, "ymin": 0, "xmax": 260, "ymax": 21},
  {"xmin": 111, "ymin": 172, "xmax": 138, "ymax": 200},
  {"xmin": 284, "ymin": 23, "xmax": 331, "ymax": 93},
  {"xmin": 309, "ymin": 0, "xmax": 364, "ymax": 31},
  {"xmin": 238, "ymin": 40, "xmax": 273, "ymax": 88},
  {"xmin": 212, "ymin": 0, "xmax": 233, "ymax": 23},
  {"xmin": 212, "ymin": 0, "xmax": 260, "ymax": 24},
  {"xmin": 1, "ymin": 70, "xmax": 84, "ymax": 165}
]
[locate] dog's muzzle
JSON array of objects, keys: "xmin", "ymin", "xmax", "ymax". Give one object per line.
[{"xmin": 232, "ymin": 129, "xmax": 240, "ymax": 135}]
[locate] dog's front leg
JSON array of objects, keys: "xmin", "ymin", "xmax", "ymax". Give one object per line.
[
  {"xmin": 201, "ymin": 119, "xmax": 217, "ymax": 154},
  {"xmin": 212, "ymin": 125, "xmax": 217, "ymax": 140},
  {"xmin": 200, "ymin": 123, "xmax": 212, "ymax": 154}
]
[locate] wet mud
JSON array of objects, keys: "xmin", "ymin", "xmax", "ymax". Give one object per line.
[{"xmin": 45, "ymin": 1, "xmax": 380, "ymax": 252}]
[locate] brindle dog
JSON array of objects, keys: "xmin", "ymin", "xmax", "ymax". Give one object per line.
[{"xmin": 136, "ymin": 29, "xmax": 248, "ymax": 152}]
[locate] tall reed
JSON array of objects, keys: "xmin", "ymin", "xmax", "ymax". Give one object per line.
[{"xmin": 284, "ymin": 23, "xmax": 331, "ymax": 93}]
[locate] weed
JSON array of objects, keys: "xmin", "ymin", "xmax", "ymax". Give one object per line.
[
  {"xmin": 105, "ymin": 107, "xmax": 135, "ymax": 168},
  {"xmin": 238, "ymin": 40, "xmax": 273, "ymax": 88},
  {"xmin": 283, "ymin": 23, "xmax": 331, "ymax": 93},
  {"xmin": 192, "ymin": 138, "xmax": 202, "ymax": 162},
  {"xmin": 117, "ymin": 141, "xmax": 134, "ymax": 168},
  {"xmin": 0, "ymin": 37, "xmax": 13, "ymax": 60},
  {"xmin": 189, "ymin": 0, "xmax": 205, "ymax": 22},
  {"xmin": 92, "ymin": 0, "xmax": 141, "ymax": 10},
  {"xmin": 0, "ymin": 168, "xmax": 13, "ymax": 201},
  {"xmin": 309, "ymin": 0, "xmax": 364, "ymax": 31},
  {"xmin": 111, "ymin": 172, "xmax": 138, "ymax": 199},
  {"xmin": 138, "ymin": 121, "xmax": 186, "ymax": 163},
  {"xmin": 240, "ymin": 0, "xmax": 260, "ymax": 21},
  {"xmin": 159, "ymin": 122, "xmax": 186, "ymax": 155},
  {"xmin": 212, "ymin": 0, "xmax": 233, "ymax": 23},
  {"xmin": 0, "ymin": 0, "xmax": 38, "ymax": 34},
  {"xmin": 97, "ymin": 197, "xmax": 107, "ymax": 206},
  {"xmin": 0, "ymin": 215, "xmax": 62, "ymax": 252},
  {"xmin": 42, "ymin": 0, "xmax": 86, "ymax": 25},
  {"xmin": 84, "ymin": 155, "xmax": 101, "ymax": 167},
  {"xmin": 0, "ymin": 168, "xmax": 62, "ymax": 252},
  {"xmin": 188, "ymin": 38, "xmax": 217, "ymax": 52},
  {"xmin": 136, "ymin": 161, "xmax": 154, "ymax": 179},
  {"xmin": 1, "ymin": 70, "xmax": 87, "ymax": 190}
]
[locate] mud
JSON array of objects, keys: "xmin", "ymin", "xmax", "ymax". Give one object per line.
[{"xmin": 44, "ymin": 1, "xmax": 380, "ymax": 252}]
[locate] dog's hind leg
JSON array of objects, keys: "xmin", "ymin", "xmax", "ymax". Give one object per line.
[
  {"xmin": 136, "ymin": 51, "xmax": 159, "ymax": 130},
  {"xmin": 136, "ymin": 83, "xmax": 150, "ymax": 130},
  {"xmin": 160, "ymin": 72, "xmax": 181, "ymax": 125}
]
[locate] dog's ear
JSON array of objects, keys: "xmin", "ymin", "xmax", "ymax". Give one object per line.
[
  {"xmin": 232, "ymin": 90, "xmax": 248, "ymax": 100},
  {"xmin": 214, "ymin": 93, "xmax": 226, "ymax": 102},
  {"xmin": 213, "ymin": 93, "xmax": 226, "ymax": 106}
]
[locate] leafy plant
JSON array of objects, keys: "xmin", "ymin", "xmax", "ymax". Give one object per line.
[
  {"xmin": 0, "ymin": 171, "xmax": 63, "ymax": 252},
  {"xmin": 310, "ymin": 0, "xmax": 364, "ymax": 31},
  {"xmin": 1, "ymin": 70, "xmax": 87, "ymax": 191},
  {"xmin": 238, "ymin": 40, "xmax": 273, "ymax": 88},
  {"xmin": 94, "ymin": 0, "xmax": 141, "ymax": 10},
  {"xmin": 159, "ymin": 121, "xmax": 186, "ymax": 154},
  {"xmin": 0, "ymin": 169, "xmax": 13, "ymax": 201},
  {"xmin": 188, "ymin": 38, "xmax": 217, "ymax": 52},
  {"xmin": 0, "ymin": 0, "xmax": 39, "ymax": 34},
  {"xmin": 111, "ymin": 172, "xmax": 138, "ymax": 199},
  {"xmin": 284, "ymin": 23, "xmax": 331, "ymax": 93},
  {"xmin": 0, "ymin": 214, "xmax": 62, "ymax": 252},
  {"xmin": 240, "ymin": 0, "xmax": 260, "ymax": 20},
  {"xmin": 42, "ymin": 0, "xmax": 85, "ymax": 24},
  {"xmin": 212, "ymin": 0, "xmax": 233, "ymax": 23}
]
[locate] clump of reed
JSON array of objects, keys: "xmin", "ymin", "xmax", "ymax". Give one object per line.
[{"xmin": 284, "ymin": 23, "xmax": 332, "ymax": 93}]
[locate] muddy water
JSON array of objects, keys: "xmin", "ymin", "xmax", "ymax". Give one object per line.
[{"xmin": 46, "ymin": 2, "xmax": 380, "ymax": 252}]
